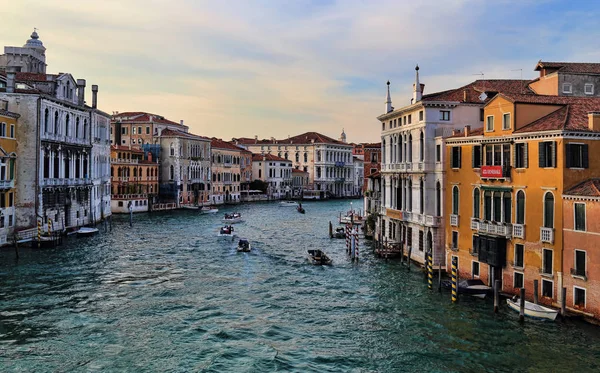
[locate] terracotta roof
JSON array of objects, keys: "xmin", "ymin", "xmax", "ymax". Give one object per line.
[
  {"xmin": 160, "ymin": 128, "xmax": 210, "ymax": 141},
  {"xmin": 211, "ymin": 138, "xmax": 244, "ymax": 151},
  {"xmin": 292, "ymin": 168, "xmax": 308, "ymax": 174},
  {"xmin": 535, "ymin": 61, "xmax": 600, "ymax": 75},
  {"xmin": 514, "ymin": 96, "xmax": 600, "ymax": 133},
  {"xmin": 111, "ymin": 145, "xmax": 144, "ymax": 153},
  {"xmin": 15, "ymin": 72, "xmax": 53, "ymax": 82},
  {"xmin": 564, "ymin": 178, "xmax": 600, "ymax": 197},
  {"xmin": 251, "ymin": 153, "xmax": 291, "ymax": 162},
  {"xmin": 445, "ymin": 127, "xmax": 484, "ymax": 139},
  {"xmin": 112, "ymin": 112, "xmax": 183, "ymax": 126},
  {"xmin": 421, "ymin": 79, "xmax": 533, "ymax": 104},
  {"xmin": 235, "ymin": 132, "xmax": 348, "ymax": 146}
]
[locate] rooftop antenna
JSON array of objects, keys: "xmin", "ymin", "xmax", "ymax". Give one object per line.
[
  {"xmin": 511, "ymin": 68, "xmax": 523, "ymax": 80},
  {"xmin": 473, "ymin": 72, "xmax": 487, "ymax": 101}
]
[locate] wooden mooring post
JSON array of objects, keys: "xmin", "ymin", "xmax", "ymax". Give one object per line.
[
  {"xmin": 329, "ymin": 221, "xmax": 333, "ymax": 238},
  {"xmin": 407, "ymin": 246, "xmax": 412, "ymax": 271},
  {"xmin": 519, "ymin": 288, "xmax": 526, "ymax": 322},
  {"xmin": 533, "ymin": 279, "xmax": 539, "ymax": 304},
  {"xmin": 561, "ymin": 287, "xmax": 567, "ymax": 320},
  {"xmin": 494, "ymin": 279, "xmax": 500, "ymax": 313}
]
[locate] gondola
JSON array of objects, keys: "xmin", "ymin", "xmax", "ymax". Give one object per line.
[
  {"xmin": 307, "ymin": 249, "xmax": 332, "ymax": 265},
  {"xmin": 237, "ymin": 238, "xmax": 251, "ymax": 252},
  {"xmin": 441, "ymin": 278, "xmax": 492, "ymax": 298}
]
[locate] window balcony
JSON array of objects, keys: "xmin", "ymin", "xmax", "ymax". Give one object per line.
[
  {"xmin": 509, "ymin": 261, "xmax": 524, "ymax": 270},
  {"xmin": 470, "ymin": 218, "xmax": 479, "ymax": 230},
  {"xmin": 540, "ymin": 227, "xmax": 554, "ymax": 243},
  {"xmin": 570, "ymin": 268, "xmax": 587, "ymax": 281},
  {"xmin": 425, "ymin": 215, "xmax": 441, "ymax": 227},
  {"xmin": 473, "ymin": 219, "xmax": 512, "ymax": 238},
  {"xmin": 223, "ymin": 162, "xmax": 232, "ymax": 168},
  {"xmin": 512, "ymin": 224, "xmax": 525, "ymax": 239},
  {"xmin": 450, "ymin": 214, "xmax": 459, "ymax": 226},
  {"xmin": 417, "ymin": 162, "xmax": 424, "ymax": 171},
  {"xmin": 0, "ymin": 179, "xmax": 14, "ymax": 189}
]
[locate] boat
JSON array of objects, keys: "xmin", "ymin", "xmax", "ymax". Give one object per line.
[
  {"xmin": 237, "ymin": 238, "xmax": 251, "ymax": 252},
  {"xmin": 218, "ymin": 225, "xmax": 235, "ymax": 237},
  {"xmin": 339, "ymin": 210, "xmax": 365, "ymax": 225},
  {"xmin": 297, "ymin": 203, "xmax": 305, "ymax": 214},
  {"xmin": 280, "ymin": 201, "xmax": 298, "ymax": 207},
  {"xmin": 307, "ymin": 249, "xmax": 332, "ymax": 265},
  {"xmin": 507, "ymin": 298, "xmax": 559, "ymax": 321},
  {"xmin": 332, "ymin": 227, "xmax": 346, "ymax": 239},
  {"xmin": 182, "ymin": 205, "xmax": 200, "ymax": 210},
  {"xmin": 200, "ymin": 206, "xmax": 219, "ymax": 214},
  {"xmin": 441, "ymin": 279, "xmax": 492, "ymax": 299},
  {"xmin": 222, "ymin": 213, "xmax": 243, "ymax": 224},
  {"xmin": 76, "ymin": 227, "xmax": 99, "ymax": 237}
]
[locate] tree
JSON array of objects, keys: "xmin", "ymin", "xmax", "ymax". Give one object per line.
[{"xmin": 249, "ymin": 179, "xmax": 268, "ymax": 193}]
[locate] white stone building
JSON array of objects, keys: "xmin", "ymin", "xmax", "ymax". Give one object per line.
[
  {"xmin": 251, "ymin": 153, "xmax": 292, "ymax": 199},
  {"xmin": 352, "ymin": 155, "xmax": 364, "ymax": 197},
  {"xmin": 377, "ymin": 66, "xmax": 530, "ymax": 265}
]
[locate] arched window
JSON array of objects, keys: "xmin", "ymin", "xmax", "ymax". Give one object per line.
[
  {"xmin": 317, "ymin": 151, "xmax": 321, "ymax": 162},
  {"xmin": 516, "ymin": 190, "xmax": 525, "ymax": 224},
  {"xmin": 284, "ymin": 152, "xmax": 288, "ymax": 160},
  {"xmin": 303, "ymin": 152, "xmax": 307, "ymax": 162},
  {"xmin": 419, "ymin": 179, "xmax": 424, "ymax": 214},
  {"xmin": 76, "ymin": 117, "xmax": 80, "ymax": 138},
  {"xmin": 452, "ymin": 186, "xmax": 459, "ymax": 215},
  {"xmin": 473, "ymin": 188, "xmax": 480, "ymax": 218},
  {"xmin": 436, "ymin": 181, "xmax": 441, "ymax": 216},
  {"xmin": 146, "ymin": 168, "xmax": 150, "ymax": 177},
  {"xmin": 44, "ymin": 108, "xmax": 49, "ymax": 132},
  {"xmin": 419, "ymin": 131, "xmax": 424, "ymax": 162},
  {"xmin": 65, "ymin": 114, "xmax": 70, "ymax": 136},
  {"xmin": 484, "ymin": 191, "xmax": 492, "ymax": 220},
  {"xmin": 544, "ymin": 192, "xmax": 554, "ymax": 228},
  {"xmin": 133, "ymin": 168, "xmax": 137, "ymax": 177},
  {"xmin": 408, "ymin": 134, "xmax": 413, "ymax": 162},
  {"xmin": 408, "ymin": 179, "xmax": 413, "ymax": 211},
  {"xmin": 503, "ymin": 192, "xmax": 512, "ymax": 223},
  {"xmin": 169, "ymin": 165, "xmax": 174, "ymax": 180},
  {"xmin": 295, "ymin": 153, "xmax": 299, "ymax": 162},
  {"xmin": 54, "ymin": 111, "xmax": 59, "ymax": 133},
  {"xmin": 381, "ymin": 140, "xmax": 386, "ymax": 164},
  {"xmin": 170, "ymin": 143, "xmax": 175, "ymax": 156}
]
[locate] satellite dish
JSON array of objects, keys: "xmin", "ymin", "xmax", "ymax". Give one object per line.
[{"xmin": 479, "ymin": 92, "xmax": 488, "ymax": 101}]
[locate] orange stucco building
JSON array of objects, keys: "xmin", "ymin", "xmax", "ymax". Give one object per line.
[
  {"xmin": 110, "ymin": 145, "xmax": 158, "ymax": 213},
  {"xmin": 445, "ymin": 93, "xmax": 600, "ymax": 308}
]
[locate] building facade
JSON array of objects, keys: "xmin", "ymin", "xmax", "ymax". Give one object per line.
[
  {"xmin": 110, "ymin": 146, "xmax": 158, "ymax": 213},
  {"xmin": 355, "ymin": 142, "xmax": 381, "ymax": 192},
  {"xmin": 111, "ymin": 111, "xmax": 189, "ymax": 149},
  {"xmin": 210, "ymin": 138, "xmax": 243, "ymax": 205},
  {"xmin": 251, "ymin": 153, "xmax": 292, "ymax": 199},
  {"xmin": 291, "ymin": 168, "xmax": 310, "ymax": 197},
  {"xmin": 0, "ymin": 102, "xmax": 18, "ymax": 245}
]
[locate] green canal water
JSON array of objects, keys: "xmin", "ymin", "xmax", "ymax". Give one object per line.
[{"xmin": 1, "ymin": 199, "xmax": 600, "ymax": 372}]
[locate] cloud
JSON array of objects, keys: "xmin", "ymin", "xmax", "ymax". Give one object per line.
[{"xmin": 0, "ymin": 0, "xmax": 598, "ymax": 143}]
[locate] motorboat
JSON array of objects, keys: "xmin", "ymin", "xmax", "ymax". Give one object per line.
[
  {"xmin": 307, "ymin": 249, "xmax": 332, "ymax": 265},
  {"xmin": 332, "ymin": 227, "xmax": 346, "ymax": 239},
  {"xmin": 237, "ymin": 238, "xmax": 251, "ymax": 252},
  {"xmin": 507, "ymin": 297, "xmax": 559, "ymax": 321},
  {"xmin": 200, "ymin": 206, "xmax": 219, "ymax": 214},
  {"xmin": 280, "ymin": 201, "xmax": 299, "ymax": 207},
  {"xmin": 441, "ymin": 279, "xmax": 492, "ymax": 299},
  {"xmin": 76, "ymin": 227, "xmax": 99, "ymax": 237},
  {"xmin": 297, "ymin": 203, "xmax": 305, "ymax": 214},
  {"xmin": 339, "ymin": 210, "xmax": 364, "ymax": 225},
  {"xmin": 218, "ymin": 225, "xmax": 235, "ymax": 237},
  {"xmin": 222, "ymin": 213, "xmax": 243, "ymax": 224}
]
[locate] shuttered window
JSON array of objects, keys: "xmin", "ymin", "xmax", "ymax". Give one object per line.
[
  {"xmin": 575, "ymin": 203, "xmax": 586, "ymax": 231},
  {"xmin": 565, "ymin": 143, "xmax": 589, "ymax": 169},
  {"xmin": 538, "ymin": 141, "xmax": 556, "ymax": 168},
  {"xmin": 472, "ymin": 145, "xmax": 482, "ymax": 168},
  {"xmin": 516, "ymin": 190, "xmax": 525, "ymax": 224},
  {"xmin": 451, "ymin": 147, "xmax": 461, "ymax": 168},
  {"xmin": 514, "ymin": 143, "xmax": 528, "ymax": 168},
  {"xmin": 544, "ymin": 192, "xmax": 554, "ymax": 228},
  {"xmin": 473, "ymin": 188, "xmax": 480, "ymax": 219}
]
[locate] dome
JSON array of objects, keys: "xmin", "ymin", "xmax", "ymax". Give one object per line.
[{"xmin": 24, "ymin": 29, "xmax": 45, "ymax": 50}]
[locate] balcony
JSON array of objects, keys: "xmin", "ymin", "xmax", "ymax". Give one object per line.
[
  {"xmin": 223, "ymin": 162, "xmax": 232, "ymax": 168},
  {"xmin": 417, "ymin": 162, "xmax": 424, "ymax": 171},
  {"xmin": 472, "ymin": 219, "xmax": 512, "ymax": 238},
  {"xmin": 111, "ymin": 158, "xmax": 139, "ymax": 164},
  {"xmin": 0, "ymin": 179, "xmax": 14, "ymax": 189},
  {"xmin": 425, "ymin": 215, "xmax": 441, "ymax": 227},
  {"xmin": 512, "ymin": 224, "xmax": 525, "ymax": 239},
  {"xmin": 570, "ymin": 268, "xmax": 588, "ymax": 281},
  {"xmin": 470, "ymin": 218, "xmax": 479, "ymax": 230},
  {"xmin": 450, "ymin": 214, "xmax": 459, "ymax": 226},
  {"xmin": 540, "ymin": 227, "xmax": 554, "ymax": 243},
  {"xmin": 334, "ymin": 161, "xmax": 345, "ymax": 167},
  {"xmin": 335, "ymin": 178, "xmax": 346, "ymax": 183}
]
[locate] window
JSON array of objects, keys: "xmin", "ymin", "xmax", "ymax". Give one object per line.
[
  {"xmin": 514, "ymin": 143, "xmax": 528, "ymax": 168},
  {"xmin": 503, "ymin": 192, "xmax": 511, "ymax": 223},
  {"xmin": 382, "ymin": 123, "xmax": 385, "ymax": 131},
  {"xmin": 408, "ymin": 114, "xmax": 412, "ymax": 124},
  {"xmin": 538, "ymin": 141, "xmax": 556, "ymax": 168},
  {"xmin": 435, "ymin": 182, "xmax": 441, "ymax": 216},
  {"xmin": 514, "ymin": 272, "xmax": 524, "ymax": 288},
  {"xmin": 451, "ymin": 147, "xmax": 461, "ymax": 168},
  {"xmin": 146, "ymin": 126, "xmax": 150, "ymax": 134},
  {"xmin": 516, "ymin": 190, "xmax": 525, "ymax": 224},
  {"xmin": 452, "ymin": 231, "xmax": 458, "ymax": 250},
  {"xmin": 484, "ymin": 191, "xmax": 492, "ymax": 221},
  {"xmin": 132, "ymin": 127, "xmax": 136, "ymax": 135},
  {"xmin": 419, "ymin": 131, "xmax": 424, "ymax": 161},
  {"xmin": 419, "ymin": 110, "xmax": 424, "ymax": 121},
  {"xmin": 486, "ymin": 116, "xmax": 494, "ymax": 131},
  {"xmin": 472, "ymin": 145, "xmax": 482, "ymax": 168},
  {"xmin": 562, "ymin": 83, "xmax": 572, "ymax": 94},
  {"xmin": 10, "ymin": 124, "xmax": 14, "ymax": 138},
  {"xmin": 574, "ymin": 250, "xmax": 586, "ymax": 277},
  {"xmin": 138, "ymin": 126, "xmax": 142, "ymax": 134},
  {"xmin": 542, "ymin": 248, "xmax": 553, "ymax": 275},
  {"xmin": 574, "ymin": 287, "xmax": 586, "ymax": 307},
  {"xmin": 574, "ymin": 203, "xmax": 586, "ymax": 231},
  {"xmin": 566, "ymin": 143, "xmax": 588, "ymax": 168},
  {"xmin": 436, "ymin": 144, "xmax": 441, "ymax": 162},
  {"xmin": 473, "ymin": 188, "xmax": 480, "ymax": 218},
  {"xmin": 472, "ymin": 235, "xmax": 480, "ymax": 255},
  {"xmin": 514, "ymin": 244, "xmax": 524, "ymax": 268},
  {"xmin": 472, "ymin": 261, "xmax": 480, "ymax": 277},
  {"xmin": 544, "ymin": 192, "xmax": 554, "ymax": 228},
  {"xmin": 419, "ymin": 179, "xmax": 424, "ymax": 214},
  {"xmin": 502, "ymin": 113, "xmax": 510, "ymax": 130},
  {"xmin": 452, "ymin": 186, "xmax": 459, "ymax": 214},
  {"xmin": 542, "ymin": 279, "xmax": 553, "ymax": 298},
  {"xmin": 440, "ymin": 110, "xmax": 450, "ymax": 121},
  {"xmin": 479, "ymin": 108, "xmax": 484, "ymax": 122},
  {"xmin": 484, "ymin": 144, "xmax": 510, "ymax": 166},
  {"xmin": 418, "ymin": 230, "xmax": 423, "ymax": 251},
  {"xmin": 493, "ymin": 192, "xmax": 501, "ymax": 222},
  {"xmin": 585, "ymin": 83, "xmax": 594, "ymax": 95}
]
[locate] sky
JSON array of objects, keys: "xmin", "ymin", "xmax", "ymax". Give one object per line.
[{"xmin": 2, "ymin": 0, "xmax": 599, "ymax": 143}]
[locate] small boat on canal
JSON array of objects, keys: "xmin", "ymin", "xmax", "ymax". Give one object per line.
[
  {"xmin": 339, "ymin": 210, "xmax": 364, "ymax": 225},
  {"xmin": 76, "ymin": 227, "xmax": 99, "ymax": 237},
  {"xmin": 441, "ymin": 279, "xmax": 492, "ymax": 299},
  {"xmin": 280, "ymin": 200, "xmax": 298, "ymax": 207},
  {"xmin": 222, "ymin": 213, "xmax": 243, "ymax": 224},
  {"xmin": 218, "ymin": 225, "xmax": 235, "ymax": 237},
  {"xmin": 297, "ymin": 203, "xmax": 305, "ymax": 214},
  {"xmin": 200, "ymin": 206, "xmax": 219, "ymax": 214},
  {"xmin": 332, "ymin": 226, "xmax": 346, "ymax": 239},
  {"xmin": 237, "ymin": 238, "xmax": 251, "ymax": 252},
  {"xmin": 506, "ymin": 297, "xmax": 559, "ymax": 321},
  {"xmin": 307, "ymin": 249, "xmax": 332, "ymax": 265}
]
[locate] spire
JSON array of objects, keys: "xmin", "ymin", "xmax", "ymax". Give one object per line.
[
  {"xmin": 339, "ymin": 128, "xmax": 347, "ymax": 143},
  {"xmin": 385, "ymin": 80, "xmax": 392, "ymax": 113},
  {"xmin": 412, "ymin": 65, "xmax": 422, "ymax": 103}
]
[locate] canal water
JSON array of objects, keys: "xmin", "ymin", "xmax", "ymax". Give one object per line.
[{"xmin": 1, "ymin": 200, "xmax": 600, "ymax": 372}]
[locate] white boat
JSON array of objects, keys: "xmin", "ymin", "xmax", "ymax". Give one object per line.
[
  {"xmin": 237, "ymin": 238, "xmax": 251, "ymax": 252},
  {"xmin": 222, "ymin": 213, "xmax": 243, "ymax": 224},
  {"xmin": 506, "ymin": 298, "xmax": 559, "ymax": 320},
  {"xmin": 279, "ymin": 201, "xmax": 298, "ymax": 207},
  {"xmin": 200, "ymin": 206, "xmax": 219, "ymax": 214},
  {"xmin": 76, "ymin": 227, "xmax": 99, "ymax": 237},
  {"xmin": 182, "ymin": 205, "xmax": 200, "ymax": 210},
  {"xmin": 218, "ymin": 225, "xmax": 235, "ymax": 237}
]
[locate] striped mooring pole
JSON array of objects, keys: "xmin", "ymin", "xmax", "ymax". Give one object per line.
[
  {"xmin": 354, "ymin": 230, "xmax": 359, "ymax": 261},
  {"xmin": 427, "ymin": 252, "xmax": 433, "ymax": 290},
  {"xmin": 345, "ymin": 224, "xmax": 351, "ymax": 254},
  {"xmin": 37, "ymin": 219, "xmax": 41, "ymax": 248},
  {"xmin": 451, "ymin": 256, "xmax": 458, "ymax": 302}
]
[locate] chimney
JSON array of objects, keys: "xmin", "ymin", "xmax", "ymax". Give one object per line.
[
  {"xmin": 149, "ymin": 115, "xmax": 153, "ymax": 122},
  {"xmin": 77, "ymin": 79, "xmax": 86, "ymax": 106},
  {"xmin": 452, "ymin": 129, "xmax": 459, "ymax": 136},
  {"xmin": 6, "ymin": 66, "xmax": 18, "ymax": 93},
  {"xmin": 180, "ymin": 120, "xmax": 184, "ymax": 126},
  {"xmin": 420, "ymin": 83, "xmax": 425, "ymax": 95},
  {"xmin": 463, "ymin": 90, "xmax": 468, "ymax": 102},
  {"xmin": 588, "ymin": 112, "xmax": 600, "ymax": 131},
  {"xmin": 91, "ymin": 85, "xmax": 98, "ymax": 109},
  {"xmin": 464, "ymin": 125, "xmax": 471, "ymax": 137}
]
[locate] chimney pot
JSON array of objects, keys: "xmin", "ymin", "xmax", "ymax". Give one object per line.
[
  {"xmin": 77, "ymin": 79, "xmax": 86, "ymax": 106},
  {"xmin": 588, "ymin": 112, "xmax": 600, "ymax": 131},
  {"xmin": 464, "ymin": 125, "xmax": 471, "ymax": 137},
  {"xmin": 463, "ymin": 90, "xmax": 467, "ymax": 102},
  {"xmin": 91, "ymin": 85, "xmax": 98, "ymax": 109},
  {"xmin": 180, "ymin": 120, "xmax": 184, "ymax": 126}
]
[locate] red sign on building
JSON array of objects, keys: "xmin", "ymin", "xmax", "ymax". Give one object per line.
[{"xmin": 481, "ymin": 166, "xmax": 503, "ymax": 178}]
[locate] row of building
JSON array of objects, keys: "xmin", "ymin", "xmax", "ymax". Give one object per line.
[
  {"xmin": 0, "ymin": 31, "xmax": 369, "ymax": 245},
  {"xmin": 368, "ymin": 61, "xmax": 600, "ymax": 321}
]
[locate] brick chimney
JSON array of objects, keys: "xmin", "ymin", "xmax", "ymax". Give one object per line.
[
  {"xmin": 91, "ymin": 85, "xmax": 98, "ymax": 109},
  {"xmin": 452, "ymin": 129, "xmax": 459, "ymax": 136},
  {"xmin": 588, "ymin": 112, "xmax": 600, "ymax": 131},
  {"xmin": 77, "ymin": 79, "xmax": 86, "ymax": 106},
  {"xmin": 5, "ymin": 66, "xmax": 19, "ymax": 93},
  {"xmin": 463, "ymin": 90, "xmax": 468, "ymax": 102},
  {"xmin": 464, "ymin": 125, "xmax": 471, "ymax": 137}
]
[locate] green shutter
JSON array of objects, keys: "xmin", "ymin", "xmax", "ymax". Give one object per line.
[
  {"xmin": 538, "ymin": 142, "xmax": 546, "ymax": 168},
  {"xmin": 551, "ymin": 141, "xmax": 557, "ymax": 168},
  {"xmin": 583, "ymin": 144, "xmax": 589, "ymax": 168},
  {"xmin": 10, "ymin": 159, "xmax": 14, "ymax": 180},
  {"xmin": 524, "ymin": 143, "xmax": 529, "ymax": 168}
]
